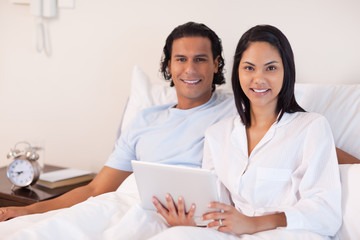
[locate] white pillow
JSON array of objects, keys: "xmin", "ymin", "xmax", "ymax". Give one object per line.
[
  {"xmin": 295, "ymin": 83, "xmax": 360, "ymax": 159},
  {"xmin": 120, "ymin": 65, "xmax": 177, "ymax": 132}
]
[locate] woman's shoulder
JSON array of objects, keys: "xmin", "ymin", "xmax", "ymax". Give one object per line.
[
  {"xmin": 293, "ymin": 111, "xmax": 327, "ymax": 122},
  {"xmin": 281, "ymin": 111, "xmax": 329, "ymax": 130}
]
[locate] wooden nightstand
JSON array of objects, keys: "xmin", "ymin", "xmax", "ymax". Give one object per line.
[{"xmin": 0, "ymin": 165, "xmax": 93, "ymax": 207}]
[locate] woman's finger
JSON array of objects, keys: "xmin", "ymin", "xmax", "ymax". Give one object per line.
[
  {"xmin": 187, "ymin": 204, "xmax": 196, "ymax": 219},
  {"xmin": 152, "ymin": 196, "xmax": 169, "ymax": 217},
  {"xmin": 202, "ymin": 210, "xmax": 226, "ymax": 221},
  {"xmin": 165, "ymin": 193, "xmax": 177, "ymax": 215},
  {"xmin": 208, "ymin": 202, "xmax": 233, "ymax": 211},
  {"xmin": 177, "ymin": 196, "xmax": 186, "ymax": 219}
]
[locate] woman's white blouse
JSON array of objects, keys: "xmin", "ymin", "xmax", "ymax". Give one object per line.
[{"xmin": 202, "ymin": 112, "xmax": 342, "ymax": 237}]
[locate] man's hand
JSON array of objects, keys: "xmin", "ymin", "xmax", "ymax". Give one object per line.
[
  {"xmin": 152, "ymin": 193, "xmax": 197, "ymax": 227},
  {"xmin": 0, "ymin": 207, "xmax": 26, "ymax": 222}
]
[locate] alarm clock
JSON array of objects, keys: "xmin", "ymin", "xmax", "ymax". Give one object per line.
[{"xmin": 6, "ymin": 141, "xmax": 42, "ymax": 188}]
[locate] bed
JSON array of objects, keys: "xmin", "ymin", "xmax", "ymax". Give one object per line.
[{"xmin": 1, "ymin": 66, "xmax": 359, "ymax": 239}]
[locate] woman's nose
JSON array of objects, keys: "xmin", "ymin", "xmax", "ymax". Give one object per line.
[{"xmin": 253, "ymin": 70, "xmax": 266, "ymax": 84}]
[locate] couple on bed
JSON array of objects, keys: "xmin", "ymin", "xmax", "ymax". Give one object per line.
[{"xmin": 0, "ymin": 22, "xmax": 355, "ymax": 239}]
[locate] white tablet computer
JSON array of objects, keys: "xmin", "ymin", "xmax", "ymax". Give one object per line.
[{"xmin": 131, "ymin": 160, "xmax": 219, "ymax": 226}]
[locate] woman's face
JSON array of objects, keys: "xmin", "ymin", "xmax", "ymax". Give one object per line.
[{"xmin": 238, "ymin": 41, "xmax": 284, "ymax": 112}]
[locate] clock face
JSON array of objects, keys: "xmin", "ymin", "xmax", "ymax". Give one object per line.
[{"xmin": 7, "ymin": 159, "xmax": 35, "ymax": 187}]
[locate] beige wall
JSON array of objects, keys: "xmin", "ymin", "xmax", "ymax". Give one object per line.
[{"xmin": 1, "ymin": 0, "xmax": 359, "ymax": 172}]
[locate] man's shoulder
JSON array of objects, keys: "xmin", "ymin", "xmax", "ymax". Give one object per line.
[
  {"xmin": 205, "ymin": 90, "xmax": 235, "ymax": 111},
  {"xmin": 205, "ymin": 115, "xmax": 238, "ymax": 136},
  {"xmin": 213, "ymin": 89, "xmax": 234, "ymax": 103},
  {"xmin": 140, "ymin": 103, "xmax": 173, "ymax": 115},
  {"xmin": 129, "ymin": 104, "xmax": 173, "ymax": 128}
]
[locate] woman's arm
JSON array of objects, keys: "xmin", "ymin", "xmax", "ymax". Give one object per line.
[{"xmin": 284, "ymin": 116, "xmax": 342, "ymax": 236}]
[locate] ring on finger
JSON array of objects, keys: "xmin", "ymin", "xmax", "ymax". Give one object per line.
[{"xmin": 219, "ymin": 219, "xmax": 223, "ymax": 226}]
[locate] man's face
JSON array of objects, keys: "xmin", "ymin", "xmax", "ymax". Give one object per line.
[{"xmin": 168, "ymin": 37, "xmax": 219, "ymax": 109}]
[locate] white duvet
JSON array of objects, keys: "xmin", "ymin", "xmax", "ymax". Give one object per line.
[
  {"xmin": 0, "ymin": 174, "xmax": 329, "ymax": 240},
  {"xmin": 0, "ymin": 175, "xmax": 140, "ymax": 240},
  {"xmin": 1, "ymin": 166, "xmax": 357, "ymax": 239}
]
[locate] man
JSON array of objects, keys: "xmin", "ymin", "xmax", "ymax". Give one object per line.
[{"xmin": 0, "ymin": 21, "xmax": 237, "ymax": 222}]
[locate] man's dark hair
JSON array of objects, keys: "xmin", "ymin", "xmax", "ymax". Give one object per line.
[
  {"xmin": 231, "ymin": 24, "xmax": 305, "ymax": 126},
  {"xmin": 160, "ymin": 22, "xmax": 225, "ymax": 91}
]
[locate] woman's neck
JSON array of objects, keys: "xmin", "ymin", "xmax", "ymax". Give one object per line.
[
  {"xmin": 246, "ymin": 106, "xmax": 278, "ymax": 156},
  {"xmin": 249, "ymin": 105, "xmax": 278, "ymax": 129}
]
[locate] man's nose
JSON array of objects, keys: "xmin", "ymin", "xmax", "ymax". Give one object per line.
[{"xmin": 185, "ymin": 61, "xmax": 196, "ymax": 74}]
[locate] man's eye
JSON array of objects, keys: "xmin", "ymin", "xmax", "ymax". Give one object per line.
[
  {"xmin": 195, "ymin": 58, "xmax": 206, "ymax": 62},
  {"xmin": 176, "ymin": 58, "xmax": 186, "ymax": 62}
]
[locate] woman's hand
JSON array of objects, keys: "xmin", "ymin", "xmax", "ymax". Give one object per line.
[
  {"xmin": 152, "ymin": 193, "xmax": 197, "ymax": 227},
  {"xmin": 203, "ymin": 202, "xmax": 287, "ymax": 236},
  {"xmin": 203, "ymin": 202, "xmax": 257, "ymax": 235}
]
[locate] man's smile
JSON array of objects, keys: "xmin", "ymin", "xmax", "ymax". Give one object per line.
[{"xmin": 181, "ymin": 79, "xmax": 202, "ymax": 85}]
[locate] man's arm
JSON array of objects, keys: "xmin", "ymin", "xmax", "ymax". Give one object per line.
[
  {"xmin": 336, "ymin": 148, "xmax": 359, "ymax": 164},
  {"xmin": 0, "ymin": 166, "xmax": 132, "ymax": 221}
]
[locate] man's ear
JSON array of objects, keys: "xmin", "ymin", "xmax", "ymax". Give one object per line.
[
  {"xmin": 214, "ymin": 55, "xmax": 220, "ymax": 74},
  {"xmin": 167, "ymin": 60, "xmax": 172, "ymax": 75}
]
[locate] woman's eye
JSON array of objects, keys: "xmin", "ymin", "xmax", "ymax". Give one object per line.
[
  {"xmin": 245, "ymin": 66, "xmax": 254, "ymax": 71},
  {"xmin": 267, "ymin": 66, "xmax": 276, "ymax": 71}
]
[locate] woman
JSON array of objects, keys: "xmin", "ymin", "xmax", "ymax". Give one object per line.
[{"xmin": 151, "ymin": 25, "xmax": 342, "ymax": 240}]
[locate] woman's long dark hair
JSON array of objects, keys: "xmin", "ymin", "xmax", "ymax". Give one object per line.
[{"xmin": 231, "ymin": 25, "xmax": 305, "ymax": 126}]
